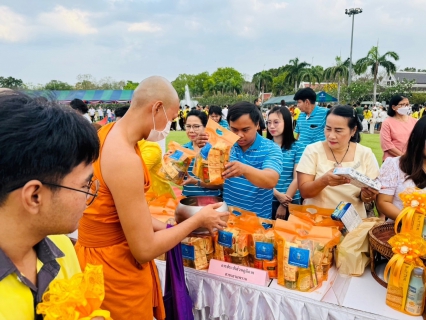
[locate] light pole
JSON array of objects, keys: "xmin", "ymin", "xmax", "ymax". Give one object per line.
[{"xmin": 345, "ymin": 8, "xmax": 363, "ymax": 86}]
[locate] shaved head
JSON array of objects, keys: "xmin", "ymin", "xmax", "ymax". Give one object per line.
[{"xmin": 130, "ymin": 76, "xmax": 179, "ymax": 110}]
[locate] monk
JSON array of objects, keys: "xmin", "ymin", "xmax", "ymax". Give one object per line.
[{"xmin": 75, "ymin": 76, "xmax": 228, "ymax": 319}]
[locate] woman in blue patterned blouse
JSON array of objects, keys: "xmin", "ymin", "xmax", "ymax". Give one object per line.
[{"xmin": 181, "ymin": 110, "xmax": 222, "ymax": 197}]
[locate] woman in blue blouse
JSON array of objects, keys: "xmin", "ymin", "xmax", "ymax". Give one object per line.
[
  {"xmin": 182, "ymin": 110, "xmax": 222, "ymax": 197},
  {"xmin": 266, "ymin": 106, "xmax": 303, "ymax": 219},
  {"xmin": 208, "ymin": 105, "xmax": 229, "ymax": 129}
]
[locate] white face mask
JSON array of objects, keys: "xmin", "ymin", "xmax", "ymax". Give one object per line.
[
  {"xmin": 396, "ymin": 107, "xmax": 410, "ymax": 116},
  {"xmin": 146, "ymin": 105, "xmax": 172, "ymax": 142}
]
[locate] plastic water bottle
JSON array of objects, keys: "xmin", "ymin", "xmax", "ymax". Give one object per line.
[{"xmin": 405, "ymin": 267, "xmax": 425, "ymax": 315}]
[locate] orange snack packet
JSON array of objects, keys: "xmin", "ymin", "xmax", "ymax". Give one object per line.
[
  {"xmin": 193, "ymin": 119, "xmax": 240, "ymax": 185},
  {"xmin": 158, "ymin": 141, "xmax": 196, "ymax": 185}
]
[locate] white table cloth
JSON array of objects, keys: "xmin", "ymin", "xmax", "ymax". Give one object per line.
[{"xmin": 155, "ymin": 260, "xmax": 422, "ymax": 320}]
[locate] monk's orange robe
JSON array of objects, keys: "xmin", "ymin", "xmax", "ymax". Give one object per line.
[{"xmin": 75, "ymin": 123, "xmax": 165, "ymax": 320}]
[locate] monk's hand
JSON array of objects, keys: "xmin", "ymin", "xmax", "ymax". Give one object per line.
[
  {"xmin": 195, "ymin": 132, "xmax": 209, "ymax": 148},
  {"xmin": 222, "ymin": 161, "xmax": 246, "ymax": 179},
  {"xmin": 196, "ymin": 202, "xmax": 229, "ymax": 235}
]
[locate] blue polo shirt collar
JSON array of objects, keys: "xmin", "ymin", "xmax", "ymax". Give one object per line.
[
  {"xmin": 237, "ymin": 133, "xmax": 262, "ymax": 152},
  {"xmin": 308, "ymin": 105, "xmax": 319, "ymax": 118}
]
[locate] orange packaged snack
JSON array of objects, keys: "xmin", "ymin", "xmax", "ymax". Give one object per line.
[
  {"xmin": 158, "ymin": 141, "xmax": 196, "ymax": 185},
  {"xmin": 274, "ymin": 219, "xmax": 341, "ymax": 292},
  {"xmin": 193, "ymin": 119, "xmax": 239, "ymax": 185},
  {"xmin": 288, "ymin": 204, "xmax": 344, "ymax": 230}
]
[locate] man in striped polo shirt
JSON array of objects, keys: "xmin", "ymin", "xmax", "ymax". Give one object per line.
[
  {"xmin": 293, "ymin": 88, "xmax": 327, "ymax": 149},
  {"xmin": 221, "ymin": 102, "xmax": 283, "ymax": 219}
]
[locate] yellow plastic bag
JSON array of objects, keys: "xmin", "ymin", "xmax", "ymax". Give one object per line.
[
  {"xmin": 193, "ymin": 119, "xmax": 240, "ymax": 185},
  {"xmin": 158, "ymin": 141, "xmax": 196, "ymax": 185},
  {"xmin": 395, "ymin": 188, "xmax": 426, "ymax": 235}
]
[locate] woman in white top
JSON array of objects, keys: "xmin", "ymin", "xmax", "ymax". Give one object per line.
[
  {"xmin": 377, "ymin": 117, "xmax": 426, "ymax": 220},
  {"xmin": 297, "ymin": 105, "xmax": 380, "ymax": 218},
  {"xmin": 70, "ymin": 98, "xmax": 92, "ymax": 123}
]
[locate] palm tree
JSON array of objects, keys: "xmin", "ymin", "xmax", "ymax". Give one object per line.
[
  {"xmin": 300, "ymin": 66, "xmax": 323, "ymax": 87},
  {"xmin": 323, "ymin": 56, "xmax": 350, "ymax": 103},
  {"xmin": 283, "ymin": 58, "xmax": 311, "ymax": 92},
  {"xmin": 253, "ymin": 71, "xmax": 273, "ymax": 93},
  {"xmin": 354, "ymin": 46, "xmax": 399, "ymax": 104}
]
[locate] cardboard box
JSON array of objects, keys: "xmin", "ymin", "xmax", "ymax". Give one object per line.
[{"xmin": 333, "ymin": 167, "xmax": 381, "ymax": 191}]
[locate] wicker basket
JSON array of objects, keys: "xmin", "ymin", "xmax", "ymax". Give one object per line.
[{"xmin": 368, "ymin": 222, "xmax": 395, "ymax": 288}]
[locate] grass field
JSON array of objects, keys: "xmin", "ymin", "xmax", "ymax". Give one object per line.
[{"xmin": 166, "ymin": 130, "xmax": 383, "ymax": 164}]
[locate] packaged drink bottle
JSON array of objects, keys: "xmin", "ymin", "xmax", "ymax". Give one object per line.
[{"xmin": 405, "ymin": 267, "xmax": 425, "ymax": 315}]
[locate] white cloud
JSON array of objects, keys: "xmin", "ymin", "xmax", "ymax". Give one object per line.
[
  {"xmin": 128, "ymin": 22, "xmax": 161, "ymax": 32},
  {"xmin": 0, "ymin": 6, "xmax": 29, "ymax": 42},
  {"xmin": 39, "ymin": 6, "xmax": 97, "ymax": 35}
]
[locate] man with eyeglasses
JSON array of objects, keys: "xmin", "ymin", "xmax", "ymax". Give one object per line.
[
  {"xmin": 0, "ymin": 92, "xmax": 102, "ymax": 319},
  {"xmin": 75, "ymin": 76, "xmax": 228, "ymax": 319}
]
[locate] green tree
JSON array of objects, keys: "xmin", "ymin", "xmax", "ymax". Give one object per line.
[
  {"xmin": 192, "ymin": 72, "xmax": 210, "ymax": 96},
  {"xmin": 354, "ymin": 46, "xmax": 399, "ymax": 104},
  {"xmin": 300, "ymin": 66, "xmax": 323, "ymax": 86},
  {"xmin": 272, "ymin": 72, "xmax": 289, "ymax": 95},
  {"xmin": 253, "ymin": 71, "xmax": 273, "ymax": 93},
  {"xmin": 171, "ymin": 74, "xmax": 195, "ymax": 99},
  {"xmin": 401, "ymin": 67, "xmax": 416, "ymax": 72},
  {"xmin": 378, "ymin": 79, "xmax": 414, "ymax": 102},
  {"xmin": 211, "ymin": 67, "xmax": 244, "ymax": 95},
  {"xmin": 323, "ymin": 57, "xmax": 350, "ymax": 103},
  {"xmin": 75, "ymin": 74, "xmax": 97, "ymax": 90},
  {"xmin": 44, "ymin": 80, "xmax": 74, "ymax": 90},
  {"xmin": 283, "ymin": 58, "xmax": 311, "ymax": 92},
  {"xmin": 341, "ymin": 80, "xmax": 374, "ymax": 104},
  {"xmin": 123, "ymin": 80, "xmax": 139, "ymax": 90},
  {"xmin": 0, "ymin": 76, "xmax": 24, "ymax": 88},
  {"xmin": 411, "ymin": 92, "xmax": 426, "ymax": 104}
]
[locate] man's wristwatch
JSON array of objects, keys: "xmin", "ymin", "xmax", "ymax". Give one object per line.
[{"xmin": 197, "ymin": 180, "xmax": 201, "ymax": 187}]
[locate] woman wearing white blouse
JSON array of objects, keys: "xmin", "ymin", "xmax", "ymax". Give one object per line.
[
  {"xmin": 377, "ymin": 117, "xmax": 426, "ymax": 221},
  {"xmin": 297, "ymin": 105, "xmax": 380, "ymax": 218}
]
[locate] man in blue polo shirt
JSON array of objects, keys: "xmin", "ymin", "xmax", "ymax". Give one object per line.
[
  {"xmin": 294, "ymin": 88, "xmax": 327, "ymax": 149},
  {"xmin": 221, "ymin": 102, "xmax": 283, "ymax": 218}
]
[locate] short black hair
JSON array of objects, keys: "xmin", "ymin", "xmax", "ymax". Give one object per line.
[
  {"xmin": 266, "ymin": 106, "xmax": 296, "ymax": 150},
  {"xmin": 253, "ymin": 98, "xmax": 259, "ymax": 104},
  {"xmin": 327, "ymin": 105, "xmax": 362, "ymax": 143},
  {"xmin": 0, "ymin": 92, "xmax": 99, "ymax": 205},
  {"xmin": 294, "ymin": 88, "xmax": 316, "ymax": 105},
  {"xmin": 400, "ymin": 117, "xmax": 426, "ymax": 189},
  {"xmin": 388, "ymin": 94, "xmax": 406, "ymax": 117},
  {"xmin": 208, "ymin": 105, "xmax": 222, "ymax": 118},
  {"xmin": 70, "ymin": 98, "xmax": 88, "ymax": 114},
  {"xmin": 227, "ymin": 101, "xmax": 260, "ymax": 125},
  {"xmin": 115, "ymin": 106, "xmax": 129, "ymax": 118},
  {"xmin": 280, "ymin": 100, "xmax": 286, "ymax": 106},
  {"xmin": 186, "ymin": 109, "xmax": 208, "ymax": 126}
]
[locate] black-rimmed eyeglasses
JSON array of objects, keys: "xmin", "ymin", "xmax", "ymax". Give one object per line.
[{"xmin": 41, "ymin": 180, "xmax": 99, "ymax": 206}]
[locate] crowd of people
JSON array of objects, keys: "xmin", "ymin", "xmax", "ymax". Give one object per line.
[{"xmin": 1, "ymin": 79, "xmax": 425, "ymax": 319}]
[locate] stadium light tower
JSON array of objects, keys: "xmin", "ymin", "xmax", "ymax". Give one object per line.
[{"xmin": 345, "ymin": 8, "xmax": 363, "ymax": 86}]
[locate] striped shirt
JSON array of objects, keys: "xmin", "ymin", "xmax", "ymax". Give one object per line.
[
  {"xmin": 273, "ymin": 141, "xmax": 303, "ymax": 204},
  {"xmin": 182, "ymin": 142, "xmax": 221, "ymax": 197},
  {"xmin": 294, "ymin": 105, "xmax": 327, "ymax": 149},
  {"xmin": 219, "ymin": 119, "xmax": 229, "ymax": 129},
  {"xmin": 223, "ymin": 134, "xmax": 283, "ymax": 219}
]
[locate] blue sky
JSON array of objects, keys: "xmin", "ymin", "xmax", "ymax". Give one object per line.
[{"xmin": 1, "ymin": 0, "xmax": 424, "ymax": 85}]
